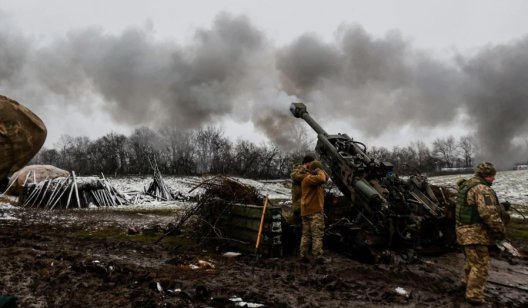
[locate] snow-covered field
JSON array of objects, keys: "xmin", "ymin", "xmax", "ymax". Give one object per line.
[
  {"xmin": 109, "ymin": 175, "xmax": 292, "ymax": 209},
  {"xmin": 428, "ymin": 169, "xmax": 528, "ymax": 206},
  {"xmin": 131, "ymin": 170, "xmax": 528, "ymax": 206},
  {"xmin": 110, "ymin": 176, "xmax": 291, "ymax": 198},
  {"xmin": 0, "ymin": 175, "xmax": 293, "ymax": 221},
  {"xmin": 1, "ymin": 170, "xmax": 527, "ymax": 215}
]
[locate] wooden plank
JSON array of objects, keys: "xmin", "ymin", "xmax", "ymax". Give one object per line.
[
  {"xmin": 72, "ymin": 171, "xmax": 81, "ymax": 208},
  {"xmin": 49, "ymin": 176, "xmax": 71, "ymax": 210}
]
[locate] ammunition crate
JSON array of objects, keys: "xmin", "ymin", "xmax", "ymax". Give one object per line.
[{"xmin": 218, "ymin": 203, "xmax": 283, "ymax": 257}]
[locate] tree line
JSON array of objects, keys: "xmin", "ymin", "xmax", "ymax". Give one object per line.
[
  {"xmin": 31, "ymin": 126, "xmax": 311, "ymax": 179},
  {"xmin": 31, "ymin": 127, "xmax": 478, "ymax": 179},
  {"xmin": 370, "ymin": 135, "xmax": 477, "ymax": 175}
]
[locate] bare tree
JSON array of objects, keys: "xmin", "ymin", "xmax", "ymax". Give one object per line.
[
  {"xmin": 411, "ymin": 141, "xmax": 432, "ymax": 172},
  {"xmin": 233, "ymin": 139, "xmax": 260, "ymax": 177},
  {"xmin": 129, "ymin": 127, "xmax": 162, "ymax": 174},
  {"xmin": 90, "ymin": 132, "xmax": 129, "ymax": 175},
  {"xmin": 258, "ymin": 143, "xmax": 281, "ymax": 179},
  {"xmin": 432, "ymin": 136, "xmax": 458, "ymax": 168},
  {"xmin": 194, "ymin": 126, "xmax": 228, "ymax": 174},
  {"xmin": 54, "ymin": 134, "xmax": 74, "ymax": 168},
  {"xmin": 158, "ymin": 128, "xmax": 196, "ymax": 175},
  {"xmin": 390, "ymin": 146, "xmax": 420, "ymax": 174},
  {"xmin": 31, "ymin": 147, "xmax": 60, "ymax": 165},
  {"xmin": 458, "ymin": 135, "xmax": 476, "ymax": 167},
  {"xmin": 369, "ymin": 146, "xmax": 391, "ymax": 162}
]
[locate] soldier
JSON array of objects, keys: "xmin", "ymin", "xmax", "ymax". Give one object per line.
[
  {"xmin": 456, "ymin": 161, "xmax": 506, "ymax": 305},
  {"xmin": 288, "ymin": 155, "xmax": 314, "ymax": 255},
  {"xmin": 290, "ymin": 155, "xmax": 315, "ymax": 225},
  {"xmin": 300, "ymin": 160, "xmax": 328, "ymax": 262}
]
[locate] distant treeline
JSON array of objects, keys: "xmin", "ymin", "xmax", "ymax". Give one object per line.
[{"xmin": 30, "ymin": 126, "xmax": 479, "ymax": 179}]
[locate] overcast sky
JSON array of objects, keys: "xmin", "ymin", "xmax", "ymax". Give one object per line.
[{"xmin": 1, "ymin": 1, "xmax": 528, "ymax": 166}]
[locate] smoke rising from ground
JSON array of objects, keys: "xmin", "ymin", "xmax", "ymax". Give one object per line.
[{"xmin": 0, "ymin": 12, "xmax": 527, "ymax": 166}]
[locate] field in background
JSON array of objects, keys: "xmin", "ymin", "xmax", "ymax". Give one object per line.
[{"xmin": 428, "ymin": 169, "xmax": 528, "ymax": 207}]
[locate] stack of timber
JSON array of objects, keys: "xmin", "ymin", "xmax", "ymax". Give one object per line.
[
  {"xmin": 196, "ymin": 176, "xmax": 283, "ymax": 257},
  {"xmin": 18, "ymin": 172, "xmax": 127, "ymax": 209},
  {"xmin": 146, "ymin": 158, "xmax": 176, "ymax": 201}
]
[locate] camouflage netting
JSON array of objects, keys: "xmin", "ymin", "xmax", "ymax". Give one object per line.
[
  {"xmin": 183, "ymin": 177, "xmax": 262, "ymax": 233},
  {"xmin": 0, "ymin": 95, "xmax": 47, "ymax": 183},
  {"xmin": 182, "ymin": 176, "xmax": 282, "ymax": 256},
  {"xmin": 196, "ymin": 176, "xmax": 263, "ymax": 205}
]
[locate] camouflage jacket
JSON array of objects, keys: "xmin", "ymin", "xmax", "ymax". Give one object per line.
[
  {"xmin": 456, "ymin": 177, "xmax": 506, "ymax": 246},
  {"xmin": 300, "ymin": 166, "xmax": 328, "ymax": 217},
  {"xmin": 290, "ymin": 164, "xmax": 308, "ymax": 212}
]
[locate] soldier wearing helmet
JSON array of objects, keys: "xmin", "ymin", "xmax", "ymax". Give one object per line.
[
  {"xmin": 289, "ymin": 155, "xmax": 315, "ymax": 254},
  {"xmin": 290, "ymin": 155, "xmax": 315, "ymax": 225},
  {"xmin": 455, "ymin": 162, "xmax": 506, "ymax": 305},
  {"xmin": 299, "ymin": 160, "xmax": 328, "ymax": 263}
]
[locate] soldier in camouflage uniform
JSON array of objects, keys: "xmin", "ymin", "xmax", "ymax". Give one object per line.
[
  {"xmin": 300, "ymin": 160, "xmax": 328, "ymax": 261},
  {"xmin": 290, "ymin": 155, "xmax": 314, "ymax": 225},
  {"xmin": 289, "ymin": 155, "xmax": 314, "ymax": 255},
  {"xmin": 456, "ymin": 162, "xmax": 506, "ymax": 305}
]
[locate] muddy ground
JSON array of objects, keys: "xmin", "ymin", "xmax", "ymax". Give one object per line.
[{"xmin": 1, "ymin": 206, "xmax": 528, "ymax": 308}]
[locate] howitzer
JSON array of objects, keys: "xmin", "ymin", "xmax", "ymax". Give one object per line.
[{"xmin": 290, "ymin": 102, "xmax": 454, "ymax": 256}]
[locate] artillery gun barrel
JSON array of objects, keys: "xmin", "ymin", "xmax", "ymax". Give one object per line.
[
  {"xmin": 290, "ymin": 102, "xmax": 328, "ymax": 136},
  {"xmin": 288, "ymin": 101, "xmax": 453, "ymax": 255}
]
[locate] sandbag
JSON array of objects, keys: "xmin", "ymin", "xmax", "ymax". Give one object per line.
[
  {"xmin": 6, "ymin": 165, "xmax": 69, "ymax": 196},
  {"xmin": 0, "ymin": 95, "xmax": 47, "ymax": 183}
]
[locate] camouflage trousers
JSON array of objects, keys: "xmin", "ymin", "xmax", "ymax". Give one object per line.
[
  {"xmin": 462, "ymin": 245, "xmax": 489, "ymax": 303},
  {"xmin": 300, "ymin": 212, "xmax": 324, "ymax": 257}
]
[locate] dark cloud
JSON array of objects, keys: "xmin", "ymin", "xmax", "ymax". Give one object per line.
[
  {"xmin": 275, "ymin": 25, "xmax": 527, "ymax": 166},
  {"xmin": 460, "ymin": 37, "xmax": 528, "ymax": 167},
  {"xmin": 8, "ymin": 13, "xmax": 268, "ymax": 129},
  {"xmin": 276, "ymin": 25, "xmax": 463, "ymax": 135},
  {"xmin": 0, "ymin": 13, "xmax": 527, "ymax": 165},
  {"xmin": 276, "ymin": 34, "xmax": 341, "ymax": 96},
  {"xmin": 0, "ymin": 16, "xmax": 30, "ymax": 83}
]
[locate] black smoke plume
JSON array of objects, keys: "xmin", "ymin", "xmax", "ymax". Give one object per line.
[{"xmin": 1, "ymin": 13, "xmax": 527, "ymax": 166}]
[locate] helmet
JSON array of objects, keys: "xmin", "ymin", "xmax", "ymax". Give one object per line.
[
  {"xmin": 475, "ymin": 161, "xmax": 496, "ymax": 177},
  {"xmin": 302, "ymin": 155, "xmax": 315, "ymax": 164}
]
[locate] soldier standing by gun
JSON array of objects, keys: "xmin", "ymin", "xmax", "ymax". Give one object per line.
[
  {"xmin": 290, "ymin": 155, "xmax": 315, "ymax": 254},
  {"xmin": 300, "ymin": 160, "xmax": 328, "ymax": 263},
  {"xmin": 456, "ymin": 162, "xmax": 506, "ymax": 305}
]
